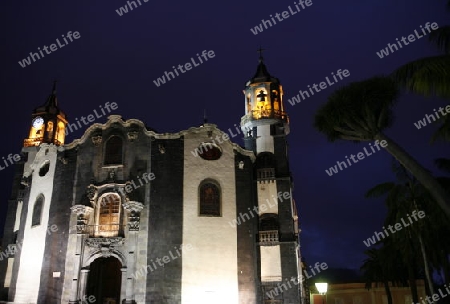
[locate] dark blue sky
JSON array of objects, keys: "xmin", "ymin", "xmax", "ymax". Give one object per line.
[{"xmin": 0, "ymin": 0, "xmax": 449, "ymax": 272}]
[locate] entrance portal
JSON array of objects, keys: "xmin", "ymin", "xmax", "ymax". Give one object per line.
[{"xmin": 86, "ymin": 257, "xmax": 122, "ymax": 303}]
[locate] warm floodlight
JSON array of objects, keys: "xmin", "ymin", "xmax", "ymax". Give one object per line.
[
  {"xmin": 315, "ymin": 282, "xmax": 328, "ymax": 294},
  {"xmin": 315, "ymin": 282, "xmax": 328, "ymax": 304}
]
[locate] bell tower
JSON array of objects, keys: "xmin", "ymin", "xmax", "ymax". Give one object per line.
[
  {"xmin": 240, "ymin": 51, "xmax": 289, "ymax": 153},
  {"xmin": 12, "ymin": 82, "xmax": 68, "ymax": 303},
  {"xmin": 24, "ymin": 81, "xmax": 68, "ymax": 147},
  {"xmin": 241, "ymin": 51, "xmax": 302, "ymax": 302}
]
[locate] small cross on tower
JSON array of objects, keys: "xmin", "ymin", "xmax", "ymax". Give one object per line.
[{"xmin": 257, "ymin": 47, "xmax": 266, "ymax": 61}]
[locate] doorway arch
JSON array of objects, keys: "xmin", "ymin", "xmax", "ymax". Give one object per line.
[{"xmin": 86, "ymin": 256, "xmax": 122, "ymax": 303}]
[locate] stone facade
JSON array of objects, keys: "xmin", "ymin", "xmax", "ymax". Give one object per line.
[{"xmin": 0, "ymin": 59, "xmax": 304, "ymax": 304}]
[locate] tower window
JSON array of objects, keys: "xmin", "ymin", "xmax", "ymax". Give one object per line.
[
  {"xmin": 199, "ymin": 180, "xmax": 221, "ymax": 216},
  {"xmin": 259, "ymin": 214, "xmax": 279, "ymax": 231},
  {"xmin": 56, "ymin": 121, "xmax": 65, "ymax": 145},
  {"xmin": 46, "ymin": 121, "xmax": 54, "ymax": 132},
  {"xmin": 104, "ymin": 136, "xmax": 123, "ymax": 165},
  {"xmin": 32, "ymin": 195, "xmax": 44, "ymax": 226},
  {"xmin": 39, "ymin": 161, "xmax": 50, "ymax": 176},
  {"xmin": 257, "ymin": 90, "xmax": 267, "ymax": 101}
]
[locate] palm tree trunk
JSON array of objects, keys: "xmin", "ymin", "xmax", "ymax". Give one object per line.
[
  {"xmin": 375, "ymin": 133, "xmax": 450, "ymax": 218},
  {"xmin": 441, "ymin": 250, "xmax": 450, "ymax": 285},
  {"xmin": 408, "ymin": 265, "xmax": 419, "ymax": 303},
  {"xmin": 384, "ymin": 280, "xmax": 393, "ymax": 304},
  {"xmin": 418, "ymin": 234, "xmax": 436, "ymax": 301}
]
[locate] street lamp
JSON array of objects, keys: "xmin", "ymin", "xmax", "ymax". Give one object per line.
[{"xmin": 315, "ymin": 282, "xmax": 328, "ymax": 304}]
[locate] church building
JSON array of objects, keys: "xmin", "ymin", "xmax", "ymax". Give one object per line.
[{"xmin": 0, "ymin": 56, "xmax": 305, "ymax": 303}]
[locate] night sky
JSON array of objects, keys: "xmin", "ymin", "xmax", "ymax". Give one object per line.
[{"xmin": 1, "ymin": 0, "xmax": 449, "ymax": 274}]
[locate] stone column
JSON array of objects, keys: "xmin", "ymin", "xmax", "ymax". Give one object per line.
[
  {"xmin": 78, "ymin": 268, "xmax": 89, "ymax": 300},
  {"xmin": 122, "ymin": 201, "xmax": 144, "ymax": 304},
  {"xmin": 120, "ymin": 267, "xmax": 127, "ymax": 303},
  {"xmin": 69, "ymin": 205, "xmax": 94, "ymax": 303}
]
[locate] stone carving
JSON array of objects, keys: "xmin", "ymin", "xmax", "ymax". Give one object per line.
[
  {"xmin": 108, "ymin": 170, "xmax": 116, "ymax": 182},
  {"xmin": 75, "ymin": 225, "xmax": 87, "ymax": 234},
  {"xmin": 123, "ymin": 201, "xmax": 144, "ymax": 231},
  {"xmin": 91, "ymin": 135, "xmax": 102, "ymax": 146},
  {"xmin": 159, "ymin": 144, "xmax": 166, "ymax": 154},
  {"xmin": 20, "ymin": 176, "xmax": 30, "ymax": 188},
  {"xmin": 71, "ymin": 205, "xmax": 94, "ymax": 216},
  {"xmin": 85, "ymin": 237, "xmax": 124, "ymax": 249},
  {"xmin": 58, "ymin": 156, "xmax": 68, "ymax": 164},
  {"xmin": 128, "ymin": 211, "xmax": 140, "ymax": 231},
  {"xmin": 86, "ymin": 185, "xmax": 97, "ymax": 201},
  {"xmin": 238, "ymin": 161, "xmax": 245, "ymax": 169},
  {"xmin": 123, "ymin": 201, "xmax": 144, "ymax": 212},
  {"xmin": 127, "ymin": 131, "xmax": 139, "ymax": 142},
  {"xmin": 70, "ymin": 205, "xmax": 94, "ymax": 234}
]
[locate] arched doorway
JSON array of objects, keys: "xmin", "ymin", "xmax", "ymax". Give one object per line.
[{"xmin": 86, "ymin": 257, "xmax": 122, "ymax": 303}]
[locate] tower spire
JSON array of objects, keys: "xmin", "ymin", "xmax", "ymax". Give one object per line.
[
  {"xmin": 257, "ymin": 46, "xmax": 265, "ymax": 62},
  {"xmin": 52, "ymin": 80, "xmax": 57, "ymax": 94}
]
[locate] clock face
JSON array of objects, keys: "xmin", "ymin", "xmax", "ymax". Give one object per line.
[{"xmin": 32, "ymin": 117, "xmax": 44, "ymax": 128}]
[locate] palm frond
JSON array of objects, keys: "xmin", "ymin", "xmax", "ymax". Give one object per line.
[
  {"xmin": 391, "ymin": 55, "xmax": 450, "ymax": 99},
  {"xmin": 435, "ymin": 158, "xmax": 450, "ymax": 173},
  {"xmin": 429, "ymin": 25, "xmax": 450, "ymax": 54},
  {"xmin": 431, "ymin": 114, "xmax": 450, "ymax": 143},
  {"xmin": 365, "ymin": 182, "xmax": 396, "ymax": 198},
  {"xmin": 314, "ymin": 76, "xmax": 398, "ymax": 142}
]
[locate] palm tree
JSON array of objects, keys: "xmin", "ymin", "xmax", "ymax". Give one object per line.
[
  {"xmin": 361, "ymin": 247, "xmax": 394, "ymax": 304},
  {"xmin": 314, "ymin": 76, "xmax": 450, "ymax": 218},
  {"xmin": 366, "ymin": 161, "xmax": 427, "ymax": 302},
  {"xmin": 366, "ymin": 160, "xmax": 450, "ymax": 301},
  {"xmin": 361, "ymin": 241, "xmax": 408, "ymax": 304}
]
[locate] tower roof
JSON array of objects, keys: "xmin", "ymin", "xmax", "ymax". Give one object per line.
[
  {"xmin": 33, "ymin": 81, "xmax": 66, "ymax": 119},
  {"xmin": 248, "ymin": 53, "xmax": 280, "ymax": 85}
]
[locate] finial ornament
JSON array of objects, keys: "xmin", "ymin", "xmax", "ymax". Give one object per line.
[
  {"xmin": 257, "ymin": 47, "xmax": 266, "ymax": 62},
  {"xmin": 203, "ymin": 109, "xmax": 208, "ymax": 124},
  {"xmin": 52, "ymin": 80, "xmax": 57, "ymax": 94}
]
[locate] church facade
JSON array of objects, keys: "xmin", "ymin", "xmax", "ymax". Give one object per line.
[{"xmin": 0, "ymin": 58, "xmax": 305, "ymax": 304}]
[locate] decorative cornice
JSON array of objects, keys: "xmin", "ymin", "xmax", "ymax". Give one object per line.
[
  {"xmin": 123, "ymin": 201, "xmax": 144, "ymax": 212},
  {"xmin": 59, "ymin": 117, "xmax": 255, "ymax": 161},
  {"xmin": 70, "ymin": 205, "xmax": 94, "ymax": 215}
]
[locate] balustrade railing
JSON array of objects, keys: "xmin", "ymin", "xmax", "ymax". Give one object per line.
[
  {"xmin": 259, "ymin": 230, "xmax": 279, "ymax": 244},
  {"xmin": 72, "ymin": 224, "xmax": 125, "ymax": 238}
]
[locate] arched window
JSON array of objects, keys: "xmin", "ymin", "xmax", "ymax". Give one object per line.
[
  {"xmin": 56, "ymin": 121, "xmax": 65, "ymax": 144},
  {"xmin": 98, "ymin": 194, "xmax": 121, "ymax": 237},
  {"xmin": 259, "ymin": 214, "xmax": 279, "ymax": 231},
  {"xmin": 104, "ymin": 136, "xmax": 123, "ymax": 165},
  {"xmin": 199, "ymin": 180, "xmax": 221, "ymax": 216},
  {"xmin": 32, "ymin": 195, "xmax": 44, "ymax": 226},
  {"xmin": 256, "ymin": 152, "xmax": 276, "ymax": 180},
  {"xmin": 46, "ymin": 121, "xmax": 53, "ymax": 132}
]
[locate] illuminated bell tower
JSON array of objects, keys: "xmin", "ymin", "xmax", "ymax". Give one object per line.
[
  {"xmin": 241, "ymin": 52, "xmax": 302, "ymax": 302},
  {"xmin": 24, "ymin": 81, "xmax": 68, "ymax": 147},
  {"xmin": 11, "ymin": 82, "xmax": 68, "ymax": 303}
]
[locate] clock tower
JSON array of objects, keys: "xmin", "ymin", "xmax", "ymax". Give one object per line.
[{"xmin": 24, "ymin": 82, "xmax": 68, "ymax": 147}]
